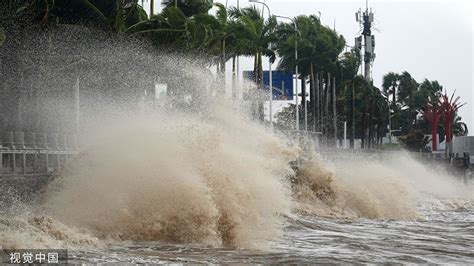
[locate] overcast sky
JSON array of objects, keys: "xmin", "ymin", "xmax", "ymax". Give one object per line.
[{"xmin": 144, "ymin": 0, "xmax": 473, "ymax": 134}]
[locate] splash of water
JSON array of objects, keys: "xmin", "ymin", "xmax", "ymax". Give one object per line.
[
  {"xmin": 1, "ymin": 27, "xmax": 471, "ymax": 250},
  {"xmin": 42, "ymin": 107, "xmax": 295, "ymax": 249},
  {"xmin": 2, "ymin": 112, "xmax": 472, "ymax": 249}
]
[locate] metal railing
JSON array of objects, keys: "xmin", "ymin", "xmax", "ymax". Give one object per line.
[{"xmin": 0, "ymin": 131, "xmax": 78, "ymax": 177}]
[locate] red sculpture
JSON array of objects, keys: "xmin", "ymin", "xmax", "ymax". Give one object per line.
[
  {"xmin": 440, "ymin": 91, "xmax": 465, "ymax": 147},
  {"xmin": 421, "ymin": 99, "xmax": 443, "ymax": 151}
]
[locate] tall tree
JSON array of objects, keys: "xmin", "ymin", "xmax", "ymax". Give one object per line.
[
  {"xmin": 382, "ymin": 72, "xmax": 399, "ymax": 109},
  {"xmin": 228, "ymin": 5, "xmax": 276, "ymax": 120},
  {"xmin": 275, "ymin": 15, "xmax": 345, "ymax": 131},
  {"xmin": 397, "ymin": 71, "xmax": 418, "ymax": 130}
]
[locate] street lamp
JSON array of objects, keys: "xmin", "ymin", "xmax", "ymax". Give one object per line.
[
  {"xmin": 387, "ymin": 96, "xmax": 393, "ymax": 144},
  {"xmin": 248, "ymin": 0, "xmax": 274, "ymax": 132},
  {"xmin": 274, "ymin": 15, "xmax": 299, "ymax": 132}
]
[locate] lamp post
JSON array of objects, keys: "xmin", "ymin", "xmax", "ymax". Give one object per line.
[
  {"xmin": 249, "ymin": 0, "xmax": 274, "ymax": 131},
  {"xmin": 274, "ymin": 15, "xmax": 299, "ymax": 132},
  {"xmin": 388, "ymin": 97, "xmax": 392, "ymax": 144}
]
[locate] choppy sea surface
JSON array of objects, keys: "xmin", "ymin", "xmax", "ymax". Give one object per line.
[{"xmin": 69, "ymin": 199, "xmax": 473, "ymax": 264}]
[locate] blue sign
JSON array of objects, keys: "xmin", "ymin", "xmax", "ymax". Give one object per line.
[{"xmin": 243, "ymin": 71, "xmax": 294, "ymax": 100}]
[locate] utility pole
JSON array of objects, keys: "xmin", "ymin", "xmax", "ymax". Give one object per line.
[{"xmin": 355, "ymin": 0, "xmax": 375, "ymax": 82}]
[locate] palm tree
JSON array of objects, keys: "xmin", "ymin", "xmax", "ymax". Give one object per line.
[
  {"xmin": 201, "ymin": 3, "xmax": 236, "ymax": 88},
  {"xmin": 228, "ymin": 5, "xmax": 276, "ymax": 120},
  {"xmin": 127, "ymin": 5, "xmax": 212, "ymax": 53},
  {"xmin": 382, "ymin": 72, "xmax": 399, "ymax": 109},
  {"xmin": 229, "ymin": 6, "xmax": 276, "ymax": 85},
  {"xmin": 275, "ymin": 15, "xmax": 345, "ymax": 132},
  {"xmin": 397, "ymin": 71, "xmax": 418, "ymax": 130},
  {"xmin": 338, "ymin": 49, "xmax": 360, "ymax": 146},
  {"xmin": 162, "ymin": 0, "xmax": 213, "ymax": 17},
  {"xmin": 413, "ymin": 79, "xmax": 442, "ymax": 112},
  {"xmin": 452, "ymin": 115, "xmax": 469, "ymax": 137}
]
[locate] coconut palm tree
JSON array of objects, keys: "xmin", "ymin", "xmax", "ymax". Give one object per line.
[
  {"xmin": 127, "ymin": 5, "xmax": 213, "ymax": 54},
  {"xmin": 337, "ymin": 49, "xmax": 360, "ymax": 146},
  {"xmin": 382, "ymin": 72, "xmax": 399, "ymax": 109},
  {"xmin": 275, "ymin": 15, "xmax": 345, "ymax": 132},
  {"xmin": 452, "ymin": 115, "xmax": 469, "ymax": 137},
  {"xmin": 413, "ymin": 79, "xmax": 443, "ymax": 111},
  {"xmin": 229, "ymin": 6, "xmax": 276, "ymax": 86},
  {"xmin": 200, "ymin": 3, "xmax": 237, "ymax": 87},
  {"xmin": 397, "ymin": 71, "xmax": 418, "ymax": 130},
  {"xmin": 228, "ymin": 5, "xmax": 276, "ymax": 120}
]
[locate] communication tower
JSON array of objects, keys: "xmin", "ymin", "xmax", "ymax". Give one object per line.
[{"xmin": 355, "ymin": 1, "xmax": 375, "ymax": 82}]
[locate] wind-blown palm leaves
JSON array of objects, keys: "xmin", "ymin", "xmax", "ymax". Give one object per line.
[
  {"xmin": 452, "ymin": 115, "xmax": 469, "ymax": 137},
  {"xmin": 352, "ymin": 76, "xmax": 387, "ymax": 148},
  {"xmin": 126, "ymin": 2, "xmax": 235, "ymax": 66},
  {"xmin": 205, "ymin": 3, "xmax": 236, "ymax": 81},
  {"xmin": 228, "ymin": 6, "xmax": 276, "ymax": 88},
  {"xmin": 276, "ymin": 15, "xmax": 345, "ymax": 76},
  {"xmin": 337, "ymin": 49, "xmax": 360, "ymax": 145},
  {"xmin": 382, "ymin": 72, "xmax": 446, "ymax": 136},
  {"xmin": 8, "ymin": 0, "xmax": 147, "ymax": 32},
  {"xmin": 382, "ymin": 72, "xmax": 398, "ymax": 108},
  {"xmin": 162, "ymin": 0, "xmax": 213, "ymax": 17},
  {"xmin": 127, "ymin": 6, "xmax": 202, "ymax": 51},
  {"xmin": 275, "ymin": 15, "xmax": 345, "ymax": 133}
]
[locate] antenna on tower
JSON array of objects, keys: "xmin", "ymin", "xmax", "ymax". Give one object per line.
[{"xmin": 355, "ymin": 0, "xmax": 375, "ymax": 82}]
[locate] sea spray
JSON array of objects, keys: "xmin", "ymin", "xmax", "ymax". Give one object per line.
[
  {"xmin": 2, "ymin": 112, "xmax": 472, "ymax": 249},
  {"xmin": 0, "ymin": 214, "xmax": 99, "ymax": 250},
  {"xmin": 43, "ymin": 106, "xmax": 296, "ymax": 248}
]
